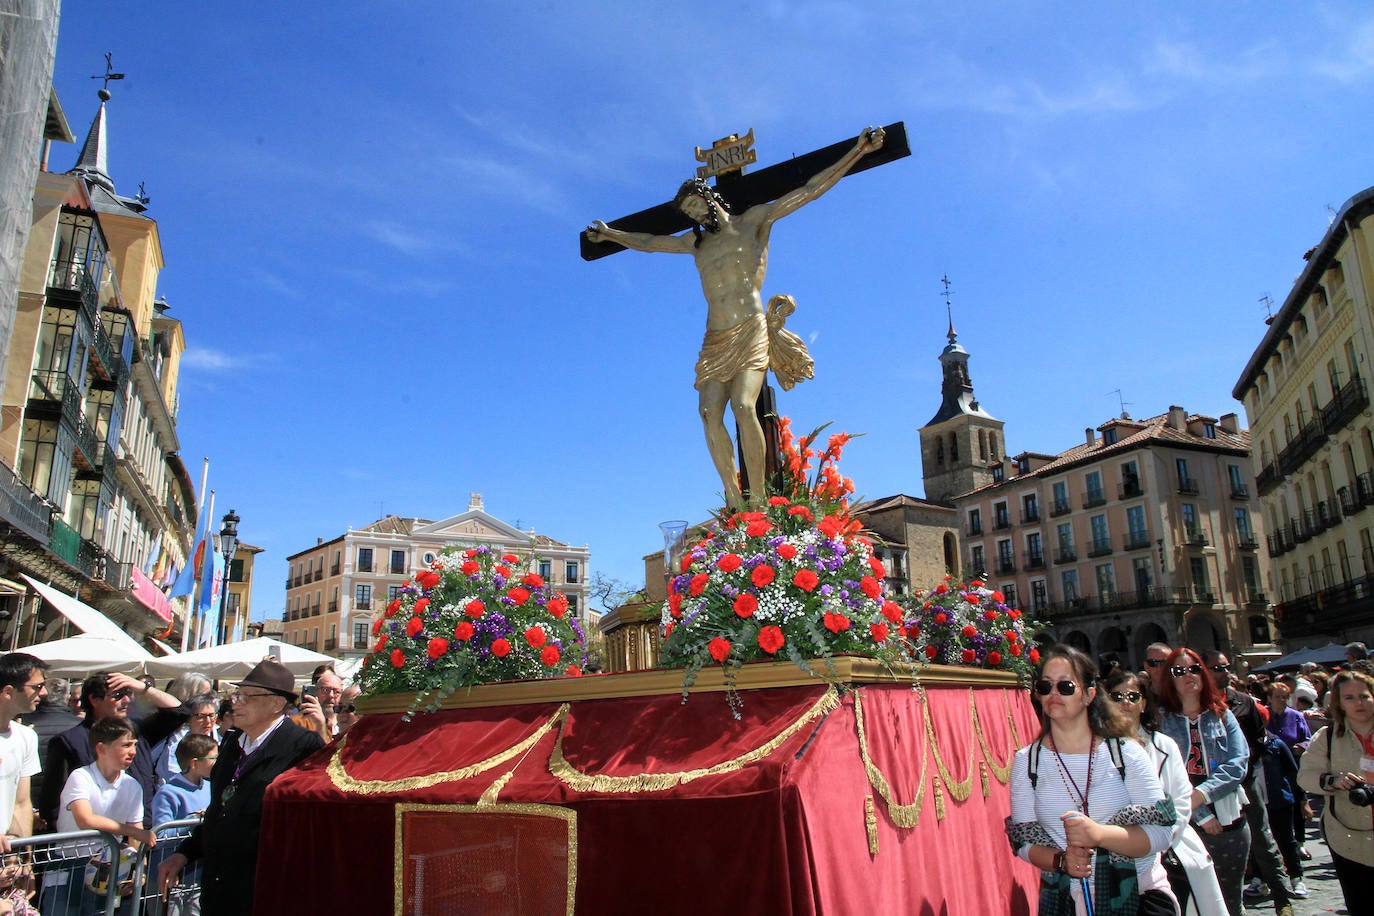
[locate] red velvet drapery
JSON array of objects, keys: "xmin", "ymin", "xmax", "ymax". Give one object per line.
[{"xmin": 256, "ymin": 683, "xmax": 1040, "ymax": 914}]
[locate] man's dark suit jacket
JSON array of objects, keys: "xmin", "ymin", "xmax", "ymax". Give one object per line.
[{"xmin": 178, "ymin": 718, "xmax": 324, "ymax": 916}]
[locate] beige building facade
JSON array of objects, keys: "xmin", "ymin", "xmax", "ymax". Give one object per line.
[
  {"xmin": 283, "ymin": 493, "xmax": 593, "ymax": 663},
  {"xmin": 953, "ymin": 409, "xmax": 1271, "ymax": 666},
  {"xmin": 1234, "ymin": 185, "xmax": 1374, "ymax": 648}
]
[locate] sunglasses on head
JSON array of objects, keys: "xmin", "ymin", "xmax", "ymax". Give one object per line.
[
  {"xmin": 1170, "ymin": 664, "xmax": 1203, "ymax": 678},
  {"xmin": 1034, "ymin": 679, "xmax": 1080, "ymax": 697},
  {"xmin": 1110, "ymin": 691, "xmax": 1143, "ymax": 703},
  {"xmin": 1144, "ymin": 658, "xmax": 1168, "ymax": 668}
]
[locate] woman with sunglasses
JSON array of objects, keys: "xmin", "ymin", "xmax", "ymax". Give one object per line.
[
  {"xmin": 1103, "ymin": 670, "xmax": 1227, "ymax": 916},
  {"xmin": 1296, "ymin": 669, "xmax": 1374, "ymax": 915},
  {"xmin": 1157, "ymin": 647, "xmax": 1251, "ymax": 916},
  {"xmin": 1007, "ymin": 645, "xmax": 1176, "ymax": 916}
]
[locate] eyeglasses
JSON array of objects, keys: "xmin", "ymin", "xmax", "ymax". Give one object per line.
[
  {"xmin": 230, "ymin": 690, "xmax": 278, "ymax": 703},
  {"xmin": 1144, "ymin": 658, "xmax": 1169, "ymax": 668},
  {"xmin": 108, "ymin": 688, "xmax": 134, "ymax": 700},
  {"xmin": 334, "ymin": 704, "xmax": 356, "ymax": 714},
  {"xmin": 198, "ymin": 754, "xmax": 218, "ymax": 762},
  {"xmin": 1110, "ymin": 691, "xmax": 1143, "ymax": 704},
  {"xmin": 1171, "ymin": 664, "xmax": 1203, "ymax": 678},
  {"xmin": 189, "ymin": 712, "xmax": 216, "ymax": 721},
  {"xmin": 18, "ymin": 681, "xmax": 45, "ymax": 693},
  {"xmin": 1208, "ymin": 664, "xmax": 1231, "ymax": 673},
  {"xmin": 1034, "ymin": 679, "xmax": 1080, "ymax": 697}
]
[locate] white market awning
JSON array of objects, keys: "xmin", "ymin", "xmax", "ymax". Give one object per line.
[
  {"xmin": 145, "ymin": 637, "xmax": 338, "ymax": 679},
  {"xmin": 21, "ymin": 574, "xmax": 152, "ymax": 654},
  {"xmin": 19, "ymin": 634, "xmax": 151, "ymax": 677}
]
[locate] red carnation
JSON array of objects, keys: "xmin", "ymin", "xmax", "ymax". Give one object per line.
[
  {"xmin": 405, "ymin": 617, "xmax": 424, "ymax": 637},
  {"xmin": 460, "ymin": 561, "xmax": 480, "ymax": 576},
  {"xmin": 961, "ymin": 625, "xmax": 977, "ymax": 638},
  {"xmin": 371, "ymin": 618, "xmax": 383, "ymax": 635},
  {"xmin": 787, "ymin": 505, "xmax": 814, "ymax": 521},
  {"xmin": 502, "ymin": 553, "xmax": 519, "ymax": 564},
  {"xmin": 907, "ymin": 624, "xmax": 920, "ymax": 638},
  {"xmin": 991, "ymin": 590, "xmax": 1005, "ymax": 604},
  {"xmin": 1010, "ymin": 644, "xmax": 1023, "ymax": 657},
  {"xmin": 792, "ymin": 569, "xmax": 820, "ymax": 592},
  {"xmin": 665, "ymin": 621, "xmax": 675, "ymax": 637},
  {"xmin": 565, "ymin": 665, "xmax": 583, "ymax": 677},
  {"xmin": 541, "ymin": 645, "xmax": 560, "ymax": 667},
  {"xmin": 546, "ymin": 594, "xmax": 569, "ymax": 618},
  {"xmin": 414, "ymin": 597, "xmax": 430, "ymax": 614},
  {"xmin": 777, "ymin": 543, "xmax": 798, "ymax": 561},
  {"xmin": 374, "ymin": 634, "xmax": 388, "ymax": 652},
  {"xmin": 680, "ymin": 553, "xmax": 694, "ymax": 573},
  {"xmin": 970, "ymin": 580, "xmax": 983, "ymax": 588},
  {"xmin": 668, "ymin": 592, "xmax": 683, "ymax": 618},
  {"xmin": 385, "ymin": 598, "xmax": 401, "ymax": 618},
  {"xmin": 716, "ymin": 553, "xmax": 743, "ymax": 573},
  {"xmin": 416, "ymin": 570, "xmax": 441, "ymax": 589},
  {"xmin": 745, "ymin": 518, "xmax": 771, "ymax": 537},
  {"xmin": 454, "ymin": 621, "xmax": 474, "ymax": 641},
  {"xmin": 1029, "ymin": 648, "xmax": 1041, "ymax": 664},
  {"xmin": 733, "ymin": 593, "xmax": 758, "ymax": 618},
  {"xmin": 523, "ymin": 572, "xmax": 544, "ymax": 587},
  {"xmin": 495, "ymin": 565, "xmax": 511, "ymax": 578},
  {"xmin": 961, "ymin": 649, "xmax": 977, "ymax": 663},
  {"xmin": 1009, "ymin": 608, "xmax": 1022, "ymax": 620},
  {"xmin": 758, "ymin": 625, "xmax": 785, "ymax": 655},
  {"xmin": 463, "ymin": 548, "xmax": 478, "ymax": 559},
  {"xmin": 882, "ymin": 601, "xmax": 902, "ymax": 624},
  {"xmin": 870, "ymin": 623, "xmax": 890, "ymax": 643},
  {"xmin": 689, "ymin": 573, "xmax": 710, "ymax": 596},
  {"xmin": 525, "ymin": 626, "xmax": 547, "ymax": 648},
  {"xmin": 708, "ymin": 637, "xmax": 732, "ymax": 663},
  {"xmin": 924, "ymin": 645, "xmax": 939, "ymax": 659},
  {"xmin": 987, "ymin": 650, "xmax": 1003, "ymax": 666},
  {"xmin": 934, "ymin": 584, "xmax": 949, "ymax": 595},
  {"xmin": 491, "ymin": 638, "xmax": 512, "ymax": 658},
  {"xmin": 933, "ymin": 612, "xmax": 948, "ymax": 625},
  {"xmin": 868, "ymin": 557, "xmax": 886, "ymax": 577},
  {"xmin": 983, "ymin": 609, "xmax": 997, "ymax": 622},
  {"xmin": 427, "ymin": 637, "xmax": 448, "ymax": 659},
  {"xmin": 1006, "ymin": 629, "xmax": 1019, "ymax": 642},
  {"xmin": 390, "ymin": 648, "xmax": 406, "ymax": 668},
  {"xmin": 823, "ymin": 612, "xmax": 851, "ymax": 633},
  {"xmin": 768, "ymin": 495, "xmax": 791, "ymax": 506},
  {"xmin": 860, "ymin": 576, "xmax": 881, "ymax": 599},
  {"xmin": 508, "ymin": 586, "xmax": 531, "ymax": 606},
  {"xmin": 752, "ymin": 565, "xmax": 776, "ymax": 587},
  {"xmin": 464, "ymin": 599, "xmax": 485, "ymax": 618}
]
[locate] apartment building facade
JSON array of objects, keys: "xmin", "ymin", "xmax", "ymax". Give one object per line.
[
  {"xmin": 952, "ymin": 409, "xmax": 1272, "ymax": 666},
  {"xmin": 283, "ymin": 493, "xmax": 592, "ymax": 663},
  {"xmin": 0, "ymin": 87, "xmax": 198, "ymax": 644},
  {"xmin": 1234, "ymin": 185, "xmax": 1374, "ymax": 647}
]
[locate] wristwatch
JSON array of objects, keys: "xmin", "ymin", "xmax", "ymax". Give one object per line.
[
  {"xmin": 1052, "ymin": 851, "xmax": 1068, "ymax": 874},
  {"xmin": 1321, "ymin": 773, "xmax": 1336, "ymax": 791}
]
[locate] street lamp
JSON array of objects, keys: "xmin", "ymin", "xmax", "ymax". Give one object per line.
[{"xmin": 216, "ymin": 509, "xmax": 240, "ymax": 645}]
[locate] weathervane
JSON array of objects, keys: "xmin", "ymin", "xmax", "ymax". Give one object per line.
[{"xmin": 90, "ymin": 52, "xmax": 125, "ymax": 99}]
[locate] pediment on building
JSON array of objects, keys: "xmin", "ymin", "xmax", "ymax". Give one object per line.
[{"xmin": 414, "ymin": 510, "xmax": 531, "ymax": 543}]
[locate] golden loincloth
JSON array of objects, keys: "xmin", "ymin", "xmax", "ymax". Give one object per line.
[{"xmin": 693, "ymin": 295, "xmax": 815, "ymax": 391}]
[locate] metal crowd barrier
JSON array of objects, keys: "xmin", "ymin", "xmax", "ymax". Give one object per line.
[{"xmin": 8, "ymin": 818, "xmax": 203, "ymax": 916}]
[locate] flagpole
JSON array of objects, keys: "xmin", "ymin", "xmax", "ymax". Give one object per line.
[{"xmin": 180, "ymin": 458, "xmax": 211, "ymax": 652}]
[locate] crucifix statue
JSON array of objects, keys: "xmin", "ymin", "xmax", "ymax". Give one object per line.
[{"xmin": 583, "ymin": 123, "xmax": 909, "ymax": 509}]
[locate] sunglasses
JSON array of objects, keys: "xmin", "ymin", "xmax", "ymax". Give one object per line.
[
  {"xmin": 334, "ymin": 704, "xmax": 357, "ymax": 714},
  {"xmin": 107, "ymin": 688, "xmax": 134, "ymax": 700},
  {"xmin": 1144, "ymin": 659, "xmax": 1169, "ymax": 668},
  {"xmin": 1170, "ymin": 664, "xmax": 1203, "ymax": 678},
  {"xmin": 1110, "ymin": 691, "xmax": 1143, "ymax": 704},
  {"xmin": 1208, "ymin": 664, "xmax": 1231, "ymax": 673},
  {"xmin": 1034, "ymin": 679, "xmax": 1080, "ymax": 697}
]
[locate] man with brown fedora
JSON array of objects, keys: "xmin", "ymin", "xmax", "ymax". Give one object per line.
[{"xmin": 157, "ymin": 659, "xmax": 323, "ymax": 915}]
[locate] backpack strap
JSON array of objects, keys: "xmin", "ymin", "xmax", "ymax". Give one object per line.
[
  {"xmin": 1106, "ymin": 737, "xmax": 1127, "ymax": 781},
  {"xmin": 1028, "ymin": 738, "xmax": 1042, "ymax": 789}
]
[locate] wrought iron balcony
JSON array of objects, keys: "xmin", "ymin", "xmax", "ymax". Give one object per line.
[
  {"xmin": 966, "ymin": 522, "xmax": 983, "ymax": 536},
  {"xmin": 1024, "ymin": 551, "xmax": 1046, "ymax": 570},
  {"xmin": 1082, "ymin": 491, "xmax": 1107, "ymax": 509},
  {"xmin": 0, "ymin": 461, "xmax": 53, "ymax": 543},
  {"xmin": 1229, "ymin": 483, "xmax": 1249, "ymax": 500},
  {"xmin": 328, "ymin": 600, "xmax": 338, "ymax": 613},
  {"xmin": 1267, "ymin": 531, "xmax": 1293, "ymax": 558},
  {"xmin": 1049, "ymin": 499, "xmax": 1073, "ymax": 518},
  {"xmin": 1322, "ymin": 376, "xmax": 1369, "ymax": 434},
  {"xmin": 1177, "ymin": 477, "xmax": 1200, "ymax": 496},
  {"xmin": 1278, "ymin": 416, "xmax": 1328, "ymax": 476},
  {"xmin": 1255, "ymin": 462, "xmax": 1281, "ymax": 497},
  {"xmin": 996, "ymin": 556, "xmax": 1016, "ymax": 575},
  {"xmin": 1237, "ymin": 534, "xmax": 1259, "ymax": 550},
  {"xmin": 1360, "ymin": 473, "xmax": 1374, "ymax": 507},
  {"xmin": 1088, "ymin": 537, "xmax": 1113, "ymax": 557},
  {"xmin": 293, "ymin": 575, "xmax": 302, "ymax": 587},
  {"xmin": 1119, "ymin": 481, "xmax": 1143, "ymax": 500},
  {"xmin": 1020, "ymin": 508, "xmax": 1040, "ymax": 525},
  {"xmin": 1183, "ymin": 528, "xmax": 1209, "ymax": 547},
  {"xmin": 1317, "ymin": 500, "xmax": 1341, "ymax": 529},
  {"xmin": 356, "ymin": 599, "xmax": 372, "ymax": 611},
  {"xmin": 46, "ymin": 261, "xmax": 99, "ymax": 326},
  {"xmin": 993, "ymin": 515, "xmax": 1011, "ymax": 531},
  {"xmin": 330, "ymin": 563, "xmax": 340, "ymax": 575},
  {"xmin": 1340, "ymin": 487, "xmax": 1363, "ymax": 518},
  {"xmin": 324, "ymin": 638, "xmax": 338, "ymax": 651},
  {"xmin": 1053, "ymin": 546, "xmax": 1077, "ymax": 564},
  {"xmin": 1123, "ymin": 531, "xmax": 1152, "ymax": 551}
]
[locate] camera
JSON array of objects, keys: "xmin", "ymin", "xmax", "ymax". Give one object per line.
[{"xmin": 1349, "ymin": 783, "xmax": 1374, "ymax": 807}]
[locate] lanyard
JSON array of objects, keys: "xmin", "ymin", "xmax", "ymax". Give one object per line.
[{"xmin": 1049, "ymin": 737, "xmax": 1097, "ymax": 817}]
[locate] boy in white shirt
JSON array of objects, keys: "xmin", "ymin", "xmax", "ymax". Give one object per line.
[{"xmin": 40, "ymin": 718, "xmax": 155, "ymax": 916}]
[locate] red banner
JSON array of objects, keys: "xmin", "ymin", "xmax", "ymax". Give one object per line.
[{"xmin": 130, "ymin": 566, "xmax": 173, "ymax": 621}]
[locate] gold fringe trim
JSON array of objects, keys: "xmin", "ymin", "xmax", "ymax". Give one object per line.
[
  {"xmin": 864, "ymin": 796, "xmax": 879, "ymax": 856},
  {"xmin": 330, "ymin": 703, "xmax": 570, "ymax": 795},
  {"xmin": 924, "ymin": 687, "xmax": 974, "ymax": 802},
  {"xmin": 477, "ymin": 770, "xmax": 514, "ymax": 806},
  {"xmin": 856, "ymin": 687, "xmax": 1024, "ymax": 830},
  {"xmin": 853, "ymin": 689, "xmax": 927, "ymax": 828},
  {"xmin": 548, "ymin": 685, "xmax": 840, "ymax": 793}
]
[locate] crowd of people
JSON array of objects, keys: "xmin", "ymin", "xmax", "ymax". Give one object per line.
[
  {"xmin": 1009, "ymin": 639, "xmax": 1374, "ymax": 916},
  {"xmin": 0, "ymin": 653, "xmax": 358, "ymax": 916}
]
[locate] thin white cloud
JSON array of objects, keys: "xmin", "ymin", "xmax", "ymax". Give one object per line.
[
  {"xmin": 361, "ymin": 220, "xmax": 469, "ymax": 258},
  {"xmin": 181, "ymin": 347, "xmax": 264, "ymax": 371},
  {"xmin": 1147, "ymin": 39, "xmax": 1280, "ymax": 86},
  {"xmin": 1312, "ymin": 18, "xmax": 1374, "ymax": 82},
  {"xmin": 245, "ymin": 267, "xmax": 298, "ymax": 298}
]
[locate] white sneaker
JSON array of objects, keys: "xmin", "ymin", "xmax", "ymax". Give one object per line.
[
  {"xmin": 1243, "ymin": 878, "xmax": 1265, "ymax": 897},
  {"xmin": 1292, "ymin": 881, "xmax": 1310, "ymax": 898}
]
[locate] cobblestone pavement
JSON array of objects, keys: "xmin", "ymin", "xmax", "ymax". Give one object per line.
[{"xmin": 1234, "ymin": 830, "xmax": 1349, "ymax": 916}]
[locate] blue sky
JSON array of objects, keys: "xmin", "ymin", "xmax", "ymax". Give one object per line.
[{"xmin": 48, "ymin": 2, "xmax": 1374, "ymax": 620}]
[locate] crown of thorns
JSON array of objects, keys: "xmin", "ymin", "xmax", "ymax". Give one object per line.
[{"xmin": 674, "ymin": 178, "xmax": 729, "ymax": 213}]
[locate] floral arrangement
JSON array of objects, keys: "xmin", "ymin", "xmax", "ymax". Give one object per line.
[
  {"xmin": 358, "ymin": 545, "xmax": 586, "ymax": 715},
  {"xmin": 660, "ymin": 420, "xmax": 908, "ymax": 711},
  {"xmin": 901, "ymin": 578, "xmax": 1040, "ymax": 679}
]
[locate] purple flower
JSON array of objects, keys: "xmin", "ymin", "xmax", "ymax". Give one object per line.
[{"xmin": 819, "ymin": 585, "xmax": 834, "ymax": 597}]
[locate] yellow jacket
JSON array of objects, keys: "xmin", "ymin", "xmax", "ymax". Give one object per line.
[{"xmin": 1297, "ymin": 724, "xmax": 1374, "ymax": 865}]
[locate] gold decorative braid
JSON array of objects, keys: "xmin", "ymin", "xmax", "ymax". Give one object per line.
[
  {"xmin": 922, "ymin": 686, "xmax": 974, "ymax": 803},
  {"xmin": 331, "ymin": 703, "xmax": 570, "ymax": 795},
  {"xmin": 477, "ymin": 770, "xmax": 514, "ymax": 806},
  {"xmin": 548, "ymin": 686, "xmax": 840, "ymax": 793},
  {"xmin": 864, "ymin": 796, "xmax": 879, "ymax": 855},
  {"xmin": 1006, "ymin": 688, "xmax": 1023, "ymax": 747},
  {"xmin": 933, "ymin": 776, "xmax": 946, "ymax": 820},
  {"xmin": 979, "ymin": 760, "xmax": 990, "ymax": 798},
  {"xmin": 852, "ymin": 688, "xmax": 927, "ymax": 828},
  {"xmin": 973, "ymin": 689, "xmax": 1014, "ymax": 783}
]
